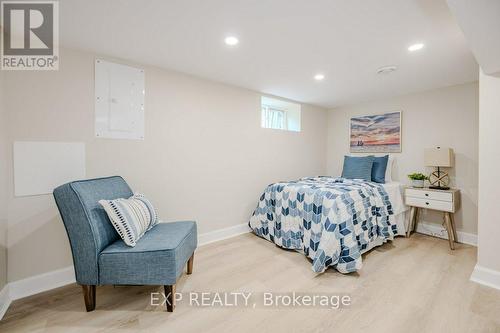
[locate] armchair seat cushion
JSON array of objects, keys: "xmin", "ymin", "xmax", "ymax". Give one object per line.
[{"xmin": 98, "ymin": 221, "xmax": 197, "ymax": 286}]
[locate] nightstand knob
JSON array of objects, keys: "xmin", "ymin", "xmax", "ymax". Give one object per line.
[
  {"xmin": 425, "ymin": 193, "xmax": 429, "ymax": 197},
  {"xmin": 425, "ymin": 202, "xmax": 429, "ymax": 205}
]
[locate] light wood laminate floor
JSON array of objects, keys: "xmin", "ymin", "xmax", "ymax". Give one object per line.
[{"xmin": 2, "ymin": 233, "xmax": 500, "ymax": 333}]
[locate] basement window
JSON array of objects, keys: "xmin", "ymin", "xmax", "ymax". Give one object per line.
[{"xmin": 261, "ymin": 96, "xmax": 301, "ymax": 132}]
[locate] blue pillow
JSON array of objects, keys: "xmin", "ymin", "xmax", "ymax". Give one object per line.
[
  {"xmin": 341, "ymin": 156, "xmax": 374, "ymax": 181},
  {"xmin": 371, "ymin": 155, "xmax": 389, "ymax": 183}
]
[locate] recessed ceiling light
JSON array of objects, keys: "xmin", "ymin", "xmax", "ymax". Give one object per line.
[
  {"xmin": 314, "ymin": 74, "xmax": 325, "ymax": 81},
  {"xmin": 224, "ymin": 36, "xmax": 239, "ymax": 46},
  {"xmin": 408, "ymin": 43, "xmax": 424, "ymax": 52},
  {"xmin": 377, "ymin": 65, "xmax": 397, "ymax": 75}
]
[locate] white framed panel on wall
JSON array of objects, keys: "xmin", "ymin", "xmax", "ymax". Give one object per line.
[
  {"xmin": 95, "ymin": 59, "xmax": 145, "ymax": 140},
  {"xmin": 13, "ymin": 141, "xmax": 86, "ymax": 197}
]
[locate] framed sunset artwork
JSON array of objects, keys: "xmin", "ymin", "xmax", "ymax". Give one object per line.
[{"xmin": 350, "ymin": 111, "xmax": 401, "ymax": 153}]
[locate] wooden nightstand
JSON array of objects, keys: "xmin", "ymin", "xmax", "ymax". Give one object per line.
[{"xmin": 404, "ymin": 187, "xmax": 460, "ymax": 249}]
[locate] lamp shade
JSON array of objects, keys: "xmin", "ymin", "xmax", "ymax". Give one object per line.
[{"xmin": 424, "ymin": 147, "xmax": 454, "ymax": 167}]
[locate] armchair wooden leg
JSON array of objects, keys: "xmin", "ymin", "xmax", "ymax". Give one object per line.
[
  {"xmin": 164, "ymin": 284, "xmax": 176, "ymax": 312},
  {"xmin": 82, "ymin": 285, "xmax": 96, "ymax": 312},
  {"xmin": 187, "ymin": 253, "xmax": 194, "ymax": 275}
]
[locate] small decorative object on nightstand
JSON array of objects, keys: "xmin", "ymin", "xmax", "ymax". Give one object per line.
[
  {"xmin": 404, "ymin": 187, "xmax": 460, "ymax": 250},
  {"xmin": 407, "ymin": 172, "xmax": 428, "ymax": 188}
]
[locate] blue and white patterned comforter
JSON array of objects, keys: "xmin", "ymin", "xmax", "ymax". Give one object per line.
[{"xmin": 248, "ymin": 177, "xmax": 398, "ymax": 273}]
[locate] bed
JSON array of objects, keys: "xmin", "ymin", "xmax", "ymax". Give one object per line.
[{"xmin": 248, "ymin": 177, "xmax": 408, "ymax": 274}]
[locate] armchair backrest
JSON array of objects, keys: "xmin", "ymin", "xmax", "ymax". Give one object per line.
[{"xmin": 53, "ymin": 176, "xmax": 133, "ymax": 285}]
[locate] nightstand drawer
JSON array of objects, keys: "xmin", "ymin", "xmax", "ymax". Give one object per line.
[
  {"xmin": 405, "ymin": 188, "xmax": 452, "ymax": 202},
  {"xmin": 405, "ymin": 196, "xmax": 454, "ymax": 212}
]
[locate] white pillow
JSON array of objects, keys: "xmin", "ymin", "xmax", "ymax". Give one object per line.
[
  {"xmin": 134, "ymin": 193, "xmax": 160, "ymax": 231},
  {"xmin": 99, "ymin": 193, "xmax": 159, "ymax": 247},
  {"xmin": 385, "ymin": 155, "xmax": 394, "ymax": 183}
]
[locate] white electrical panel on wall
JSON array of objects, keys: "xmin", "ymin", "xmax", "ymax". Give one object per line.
[
  {"xmin": 95, "ymin": 59, "xmax": 145, "ymax": 140},
  {"xmin": 14, "ymin": 141, "xmax": 86, "ymax": 197}
]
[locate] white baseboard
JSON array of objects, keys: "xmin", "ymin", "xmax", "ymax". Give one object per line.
[
  {"xmin": 8, "ymin": 265, "xmax": 76, "ymax": 301},
  {"xmin": 415, "ymin": 221, "xmax": 477, "ymax": 246},
  {"xmin": 0, "ymin": 223, "xmax": 251, "ymax": 320},
  {"xmin": 470, "ymin": 264, "xmax": 500, "ymax": 291},
  {"xmin": 0, "ymin": 284, "xmax": 11, "ymax": 321},
  {"xmin": 198, "ymin": 223, "xmax": 250, "ymax": 246},
  {"xmin": 0, "ymin": 266, "xmax": 76, "ymax": 321}
]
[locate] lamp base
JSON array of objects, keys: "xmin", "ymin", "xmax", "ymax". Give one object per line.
[
  {"xmin": 429, "ymin": 167, "xmax": 450, "ymax": 190},
  {"xmin": 429, "ymin": 185, "xmax": 450, "ymax": 190}
]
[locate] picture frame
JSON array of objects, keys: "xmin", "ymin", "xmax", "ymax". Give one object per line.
[{"xmin": 349, "ymin": 111, "xmax": 402, "ymax": 153}]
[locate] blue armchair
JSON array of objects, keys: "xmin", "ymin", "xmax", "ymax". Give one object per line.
[{"xmin": 53, "ymin": 176, "xmax": 197, "ymax": 312}]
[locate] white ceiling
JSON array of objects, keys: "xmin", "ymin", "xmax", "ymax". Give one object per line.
[
  {"xmin": 447, "ymin": 0, "xmax": 500, "ymax": 76},
  {"xmin": 60, "ymin": 0, "xmax": 479, "ymax": 108}
]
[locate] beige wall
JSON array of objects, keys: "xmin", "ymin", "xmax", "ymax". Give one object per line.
[
  {"xmin": 477, "ymin": 71, "xmax": 500, "ymax": 272},
  {"xmin": 327, "ymin": 82, "xmax": 479, "ymax": 234},
  {"xmin": 0, "ymin": 71, "xmax": 7, "ymax": 290},
  {"xmin": 3, "ymin": 48, "xmax": 328, "ymax": 282}
]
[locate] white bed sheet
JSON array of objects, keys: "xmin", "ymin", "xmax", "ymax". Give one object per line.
[{"xmin": 382, "ymin": 182, "xmax": 408, "ymax": 235}]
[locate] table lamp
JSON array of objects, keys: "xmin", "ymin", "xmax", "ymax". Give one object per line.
[{"xmin": 424, "ymin": 147, "xmax": 454, "ymax": 190}]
